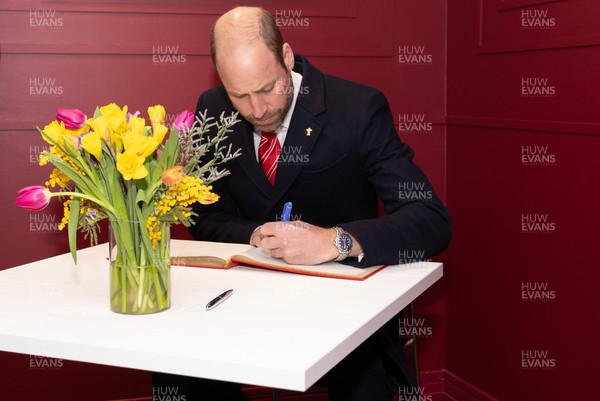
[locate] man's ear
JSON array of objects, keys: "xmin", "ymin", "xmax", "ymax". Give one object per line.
[{"xmin": 282, "ymin": 43, "xmax": 294, "ymax": 71}]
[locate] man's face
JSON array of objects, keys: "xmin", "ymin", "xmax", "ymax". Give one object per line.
[{"xmin": 216, "ymin": 44, "xmax": 293, "ymax": 133}]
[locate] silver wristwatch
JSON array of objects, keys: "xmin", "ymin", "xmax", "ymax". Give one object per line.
[{"xmin": 333, "ymin": 226, "xmax": 353, "ymax": 261}]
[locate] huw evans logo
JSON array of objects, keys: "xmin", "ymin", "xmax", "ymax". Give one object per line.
[
  {"xmin": 399, "ymin": 318, "xmax": 432, "ymax": 338},
  {"xmin": 398, "ymin": 45, "xmax": 433, "ymax": 66},
  {"xmin": 29, "ymin": 77, "xmax": 63, "ymax": 97},
  {"xmin": 275, "ymin": 10, "xmax": 310, "ymax": 29},
  {"xmin": 28, "ymin": 281, "xmax": 63, "ymax": 300},
  {"xmin": 521, "ymin": 214, "xmax": 556, "ymax": 234},
  {"xmin": 152, "ymin": 386, "xmax": 187, "ymax": 401},
  {"xmin": 521, "ymin": 9, "xmax": 556, "ymax": 29},
  {"xmin": 521, "ymin": 145, "xmax": 556, "ymax": 166},
  {"xmin": 276, "ymin": 76, "xmax": 310, "ymax": 97},
  {"xmin": 152, "ymin": 45, "xmax": 187, "ymax": 65},
  {"xmin": 278, "ymin": 145, "xmax": 309, "ymax": 166},
  {"xmin": 521, "ymin": 282, "xmax": 555, "ymax": 301},
  {"xmin": 398, "ymin": 114, "xmax": 432, "ymax": 134},
  {"xmin": 29, "ymin": 213, "xmax": 60, "ymax": 233},
  {"xmin": 398, "ymin": 182, "xmax": 433, "ymax": 201},
  {"xmin": 29, "ymin": 10, "xmax": 63, "ymax": 29},
  {"xmin": 398, "ymin": 386, "xmax": 433, "ymax": 401},
  {"xmin": 521, "ymin": 350, "xmax": 556, "ymax": 370},
  {"xmin": 398, "ymin": 249, "xmax": 431, "ymax": 264},
  {"xmin": 30, "ymin": 145, "xmax": 50, "ymax": 164},
  {"xmin": 29, "ymin": 354, "xmax": 63, "ymax": 370},
  {"xmin": 521, "ymin": 77, "xmax": 556, "ymax": 98}
]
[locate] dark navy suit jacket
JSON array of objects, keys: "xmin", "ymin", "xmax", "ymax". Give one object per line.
[{"xmin": 190, "ymin": 54, "xmax": 452, "ymax": 386}]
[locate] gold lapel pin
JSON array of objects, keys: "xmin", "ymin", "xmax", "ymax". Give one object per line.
[{"xmin": 306, "ymin": 127, "xmax": 313, "ymax": 136}]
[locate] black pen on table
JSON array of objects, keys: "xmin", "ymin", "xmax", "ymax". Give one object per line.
[{"xmin": 206, "ymin": 289, "xmax": 234, "ymax": 311}]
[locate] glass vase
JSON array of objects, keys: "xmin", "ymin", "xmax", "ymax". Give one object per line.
[{"xmin": 108, "ymin": 219, "xmax": 171, "ymax": 314}]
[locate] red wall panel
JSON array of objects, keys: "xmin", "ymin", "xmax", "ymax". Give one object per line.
[
  {"xmin": 0, "ymin": 1, "xmax": 447, "ymax": 400},
  {"xmin": 447, "ymin": 0, "xmax": 600, "ymax": 400}
]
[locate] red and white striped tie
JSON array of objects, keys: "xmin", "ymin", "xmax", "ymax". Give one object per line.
[{"xmin": 258, "ymin": 131, "xmax": 281, "ymax": 185}]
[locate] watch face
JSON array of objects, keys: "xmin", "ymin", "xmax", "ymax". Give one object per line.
[{"xmin": 337, "ymin": 233, "xmax": 352, "ymax": 252}]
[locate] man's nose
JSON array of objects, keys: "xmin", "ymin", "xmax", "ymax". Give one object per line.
[{"xmin": 249, "ymin": 95, "xmax": 267, "ymax": 119}]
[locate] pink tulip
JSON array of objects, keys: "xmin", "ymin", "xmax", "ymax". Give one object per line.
[
  {"xmin": 57, "ymin": 108, "xmax": 86, "ymax": 130},
  {"xmin": 15, "ymin": 186, "xmax": 51, "ymax": 211},
  {"xmin": 173, "ymin": 110, "xmax": 194, "ymax": 132}
]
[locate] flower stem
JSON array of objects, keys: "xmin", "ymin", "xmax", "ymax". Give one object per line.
[{"xmin": 50, "ymin": 191, "xmax": 116, "ymax": 215}]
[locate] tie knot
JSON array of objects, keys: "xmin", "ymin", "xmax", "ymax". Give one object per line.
[{"xmin": 262, "ymin": 131, "xmax": 277, "ymax": 138}]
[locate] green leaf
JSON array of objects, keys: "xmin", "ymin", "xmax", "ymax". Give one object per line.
[
  {"xmin": 135, "ymin": 188, "xmax": 147, "ymax": 205},
  {"xmin": 68, "ymin": 196, "xmax": 81, "ymax": 264},
  {"xmin": 154, "ymin": 127, "xmax": 179, "ymax": 180}
]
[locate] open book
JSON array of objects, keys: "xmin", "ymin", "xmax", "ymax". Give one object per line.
[{"xmin": 170, "ymin": 240, "xmax": 386, "ymax": 281}]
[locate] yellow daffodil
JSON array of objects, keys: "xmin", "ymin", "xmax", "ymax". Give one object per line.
[
  {"xmin": 87, "ymin": 116, "xmax": 111, "ymax": 143},
  {"xmin": 64, "ymin": 130, "xmax": 80, "ymax": 150},
  {"xmin": 42, "ymin": 120, "xmax": 79, "ymax": 151},
  {"xmin": 148, "ymin": 105, "xmax": 166, "ymax": 125},
  {"xmin": 116, "ymin": 151, "xmax": 148, "ymax": 180},
  {"xmin": 126, "ymin": 114, "xmax": 146, "ymax": 137},
  {"xmin": 80, "ymin": 131, "xmax": 103, "ymax": 160},
  {"xmin": 67, "ymin": 125, "xmax": 90, "ymax": 136},
  {"xmin": 42, "ymin": 120, "xmax": 67, "ymax": 146},
  {"xmin": 100, "ymin": 103, "xmax": 128, "ymax": 134},
  {"xmin": 152, "ymin": 123, "xmax": 168, "ymax": 144},
  {"xmin": 122, "ymin": 132, "xmax": 159, "ymax": 158}
]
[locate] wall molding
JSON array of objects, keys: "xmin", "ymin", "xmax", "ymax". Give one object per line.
[
  {"xmin": 496, "ymin": 0, "xmax": 561, "ymax": 11},
  {"xmin": 12, "ymin": 115, "xmax": 599, "ymax": 136},
  {"xmin": 446, "ymin": 115, "xmax": 600, "ymax": 136},
  {"xmin": 0, "ymin": 0, "xmax": 358, "ymax": 17},
  {"xmin": 0, "ymin": 0, "xmax": 395, "ymax": 58},
  {"xmin": 477, "ymin": 33, "xmax": 600, "ymax": 55},
  {"xmin": 443, "ymin": 369, "xmax": 499, "ymax": 401},
  {"xmin": 477, "ymin": 0, "xmax": 600, "ymax": 55}
]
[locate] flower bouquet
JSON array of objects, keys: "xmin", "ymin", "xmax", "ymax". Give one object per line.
[{"xmin": 15, "ymin": 104, "xmax": 240, "ymax": 314}]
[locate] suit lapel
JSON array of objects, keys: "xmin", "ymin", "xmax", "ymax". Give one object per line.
[
  {"xmin": 272, "ymin": 107, "xmax": 323, "ymax": 200},
  {"xmin": 272, "ymin": 55, "xmax": 326, "ymax": 201}
]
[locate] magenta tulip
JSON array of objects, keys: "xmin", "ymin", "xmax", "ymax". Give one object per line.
[
  {"xmin": 57, "ymin": 108, "xmax": 86, "ymax": 130},
  {"xmin": 173, "ymin": 110, "xmax": 194, "ymax": 132},
  {"xmin": 15, "ymin": 186, "xmax": 51, "ymax": 211}
]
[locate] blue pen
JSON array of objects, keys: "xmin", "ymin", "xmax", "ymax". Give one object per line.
[{"xmin": 281, "ymin": 202, "xmax": 293, "ymax": 222}]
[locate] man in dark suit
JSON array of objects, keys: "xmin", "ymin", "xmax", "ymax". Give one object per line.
[{"xmin": 187, "ymin": 6, "xmax": 451, "ymax": 401}]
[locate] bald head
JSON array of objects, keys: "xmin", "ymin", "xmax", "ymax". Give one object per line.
[{"xmin": 210, "ymin": 7, "xmax": 286, "ymax": 70}]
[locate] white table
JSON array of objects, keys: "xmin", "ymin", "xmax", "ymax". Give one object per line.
[{"xmin": 0, "ymin": 240, "xmax": 442, "ymax": 391}]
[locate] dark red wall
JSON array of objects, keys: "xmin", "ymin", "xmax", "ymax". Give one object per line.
[
  {"xmin": 446, "ymin": 0, "xmax": 600, "ymax": 400},
  {"xmin": 5, "ymin": 1, "xmax": 599, "ymax": 400},
  {"xmin": 0, "ymin": 1, "xmax": 447, "ymax": 399}
]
